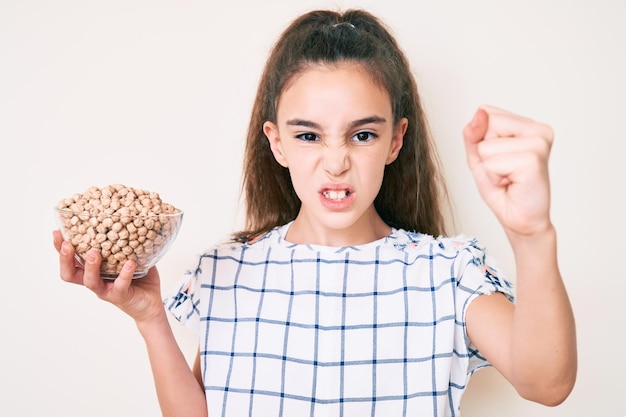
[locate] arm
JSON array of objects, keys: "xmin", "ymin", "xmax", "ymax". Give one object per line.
[
  {"xmin": 53, "ymin": 230, "xmax": 207, "ymax": 417},
  {"xmin": 138, "ymin": 315, "xmax": 207, "ymax": 417},
  {"xmin": 462, "ymin": 107, "xmax": 577, "ymax": 405}
]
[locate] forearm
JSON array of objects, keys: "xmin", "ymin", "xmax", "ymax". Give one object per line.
[
  {"xmin": 508, "ymin": 226, "xmax": 577, "ymax": 404},
  {"xmin": 137, "ymin": 311, "xmax": 207, "ymax": 417}
]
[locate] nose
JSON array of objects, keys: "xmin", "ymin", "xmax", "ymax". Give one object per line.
[{"xmin": 322, "ymin": 143, "xmax": 350, "ymax": 177}]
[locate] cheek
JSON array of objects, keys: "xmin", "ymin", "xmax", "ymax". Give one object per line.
[
  {"xmin": 359, "ymin": 154, "xmax": 387, "ymax": 188},
  {"xmin": 362, "ymin": 153, "xmax": 387, "ymax": 174},
  {"xmin": 285, "ymin": 157, "xmax": 316, "ymax": 192}
]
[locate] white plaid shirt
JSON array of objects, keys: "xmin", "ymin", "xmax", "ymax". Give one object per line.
[{"xmin": 164, "ymin": 223, "xmax": 514, "ymax": 417}]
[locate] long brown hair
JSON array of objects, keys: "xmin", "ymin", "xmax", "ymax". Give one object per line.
[{"xmin": 237, "ymin": 9, "xmax": 449, "ymax": 239}]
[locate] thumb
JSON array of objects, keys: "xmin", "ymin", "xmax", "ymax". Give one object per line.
[
  {"xmin": 113, "ymin": 259, "xmax": 137, "ymax": 292},
  {"xmin": 463, "ymin": 107, "xmax": 489, "ymax": 169}
]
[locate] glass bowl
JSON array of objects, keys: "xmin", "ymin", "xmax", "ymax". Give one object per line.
[{"xmin": 55, "ymin": 207, "xmax": 183, "ymax": 278}]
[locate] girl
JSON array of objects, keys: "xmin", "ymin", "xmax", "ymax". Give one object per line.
[{"xmin": 53, "ymin": 8, "xmax": 577, "ymax": 417}]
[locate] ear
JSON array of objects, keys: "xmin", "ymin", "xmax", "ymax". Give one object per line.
[
  {"xmin": 263, "ymin": 121, "xmax": 289, "ymax": 167},
  {"xmin": 386, "ymin": 117, "xmax": 407, "ymax": 165}
]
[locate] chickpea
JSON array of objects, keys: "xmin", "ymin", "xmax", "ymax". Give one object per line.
[{"xmin": 56, "ymin": 184, "xmax": 182, "ymax": 276}]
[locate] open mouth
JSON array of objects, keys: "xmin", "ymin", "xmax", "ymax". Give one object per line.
[{"xmin": 322, "ymin": 190, "xmax": 351, "ymax": 201}]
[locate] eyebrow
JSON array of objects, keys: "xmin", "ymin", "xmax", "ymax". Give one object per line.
[{"xmin": 285, "ymin": 116, "xmax": 387, "ymax": 130}]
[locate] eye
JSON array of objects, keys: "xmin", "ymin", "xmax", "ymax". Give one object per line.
[
  {"xmin": 352, "ymin": 131, "xmax": 377, "ymax": 142},
  {"xmin": 296, "ymin": 132, "xmax": 320, "ymax": 142}
]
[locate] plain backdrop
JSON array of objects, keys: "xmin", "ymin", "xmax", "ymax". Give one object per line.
[{"xmin": 1, "ymin": 0, "xmax": 624, "ymax": 416}]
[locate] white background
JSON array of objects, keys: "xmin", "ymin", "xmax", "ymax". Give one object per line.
[{"xmin": 1, "ymin": 0, "xmax": 624, "ymax": 416}]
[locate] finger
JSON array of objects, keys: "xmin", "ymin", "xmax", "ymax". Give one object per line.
[
  {"xmin": 477, "ymin": 104, "xmax": 533, "ymax": 121},
  {"xmin": 112, "ymin": 259, "xmax": 136, "ymax": 296},
  {"xmin": 82, "ymin": 249, "xmax": 107, "ymax": 295},
  {"xmin": 52, "ymin": 230, "xmax": 63, "ymax": 252},
  {"xmin": 58, "ymin": 239, "xmax": 84, "ymax": 285},
  {"xmin": 477, "ymin": 135, "xmax": 551, "ymax": 161},
  {"xmin": 479, "ymin": 151, "xmax": 548, "ymax": 189},
  {"xmin": 479, "ymin": 106, "xmax": 554, "ymax": 142}
]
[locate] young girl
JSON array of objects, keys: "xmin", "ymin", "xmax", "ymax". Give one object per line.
[{"xmin": 53, "ymin": 8, "xmax": 576, "ymax": 417}]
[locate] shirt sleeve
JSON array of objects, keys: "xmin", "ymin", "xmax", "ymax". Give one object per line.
[
  {"xmin": 453, "ymin": 237, "xmax": 516, "ymax": 375},
  {"xmin": 162, "ymin": 253, "xmax": 207, "ymax": 337}
]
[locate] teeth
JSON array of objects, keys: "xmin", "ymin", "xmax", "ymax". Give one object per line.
[{"xmin": 323, "ymin": 190, "xmax": 349, "ymax": 200}]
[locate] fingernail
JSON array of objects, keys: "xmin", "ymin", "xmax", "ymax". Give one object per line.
[
  {"xmin": 60, "ymin": 242, "xmax": 70, "ymax": 255},
  {"xmin": 87, "ymin": 250, "xmax": 97, "ymax": 264},
  {"xmin": 123, "ymin": 260, "xmax": 135, "ymax": 271}
]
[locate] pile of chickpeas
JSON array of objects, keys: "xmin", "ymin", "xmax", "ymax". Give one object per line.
[{"xmin": 56, "ymin": 184, "xmax": 182, "ymax": 276}]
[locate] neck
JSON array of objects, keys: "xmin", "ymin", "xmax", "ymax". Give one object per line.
[{"xmin": 285, "ymin": 210, "xmax": 391, "ymax": 247}]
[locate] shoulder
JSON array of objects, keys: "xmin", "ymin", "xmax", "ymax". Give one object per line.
[
  {"xmin": 391, "ymin": 229, "xmax": 504, "ymax": 279},
  {"xmin": 180, "ymin": 227, "xmax": 283, "ymax": 281},
  {"xmin": 391, "ymin": 228, "xmax": 485, "ymax": 257},
  {"xmin": 198, "ymin": 226, "xmax": 283, "ymax": 258}
]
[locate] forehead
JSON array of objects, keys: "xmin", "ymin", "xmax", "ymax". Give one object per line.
[{"xmin": 277, "ymin": 63, "xmax": 392, "ymax": 118}]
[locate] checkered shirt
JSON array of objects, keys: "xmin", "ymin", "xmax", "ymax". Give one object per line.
[{"xmin": 164, "ymin": 223, "xmax": 514, "ymax": 417}]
